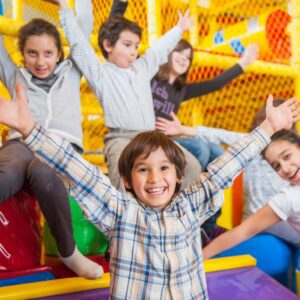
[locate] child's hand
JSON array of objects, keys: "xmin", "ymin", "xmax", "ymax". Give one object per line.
[
  {"xmin": 0, "ymin": 84, "xmax": 36, "ymax": 138},
  {"xmin": 238, "ymin": 43, "xmax": 259, "ymax": 69},
  {"xmin": 177, "ymin": 10, "xmax": 194, "ymax": 31},
  {"xmin": 155, "ymin": 112, "xmax": 183, "ymax": 136},
  {"xmin": 42, "ymin": 0, "xmax": 69, "ymax": 9},
  {"xmin": 260, "ymin": 95, "xmax": 300, "ymax": 136}
]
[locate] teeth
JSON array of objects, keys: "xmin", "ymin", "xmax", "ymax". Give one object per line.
[{"xmin": 146, "ymin": 187, "xmax": 165, "ymax": 194}]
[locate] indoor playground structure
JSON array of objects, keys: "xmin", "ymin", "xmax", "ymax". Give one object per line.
[{"xmin": 1, "ymin": 0, "xmax": 300, "ymax": 299}]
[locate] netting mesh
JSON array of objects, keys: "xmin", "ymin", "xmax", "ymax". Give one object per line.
[
  {"xmin": 0, "ymin": 0, "xmax": 298, "ymax": 168},
  {"xmin": 92, "ymin": 0, "xmax": 149, "ymax": 47},
  {"xmin": 22, "ymin": 0, "xmax": 61, "ymax": 25},
  {"xmin": 178, "ymin": 69, "xmax": 294, "ymax": 131}
]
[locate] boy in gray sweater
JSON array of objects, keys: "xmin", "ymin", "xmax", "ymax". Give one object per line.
[{"xmin": 45, "ymin": 0, "xmax": 202, "ymax": 189}]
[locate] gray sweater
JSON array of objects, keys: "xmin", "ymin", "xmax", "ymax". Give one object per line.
[
  {"xmin": 0, "ymin": 0, "xmax": 93, "ymax": 149},
  {"xmin": 60, "ymin": 9, "xmax": 183, "ymax": 131}
]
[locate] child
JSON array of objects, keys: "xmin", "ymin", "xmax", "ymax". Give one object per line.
[
  {"xmin": 110, "ymin": 0, "xmax": 259, "ymax": 171},
  {"xmin": 0, "ymin": 84, "xmax": 298, "ymax": 299},
  {"xmin": 157, "ymin": 102, "xmax": 300, "ymax": 247},
  {"xmin": 44, "ymin": 0, "xmax": 202, "ymax": 190},
  {"xmin": 203, "ymin": 129, "xmax": 300, "ymax": 259},
  {"xmin": 154, "ymin": 40, "xmax": 258, "ymax": 171},
  {"xmin": 0, "ymin": 1, "xmax": 102, "ymax": 278}
]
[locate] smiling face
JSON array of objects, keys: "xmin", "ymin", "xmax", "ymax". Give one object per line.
[
  {"xmin": 104, "ymin": 30, "xmax": 140, "ymax": 69},
  {"xmin": 123, "ymin": 147, "xmax": 179, "ymax": 209},
  {"xmin": 169, "ymin": 47, "xmax": 192, "ymax": 78},
  {"xmin": 264, "ymin": 140, "xmax": 300, "ymax": 185},
  {"xmin": 23, "ymin": 34, "xmax": 61, "ymax": 79}
]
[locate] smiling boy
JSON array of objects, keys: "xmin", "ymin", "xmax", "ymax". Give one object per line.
[
  {"xmin": 0, "ymin": 85, "xmax": 299, "ymax": 298},
  {"xmin": 43, "ymin": 0, "xmax": 202, "ymax": 190}
]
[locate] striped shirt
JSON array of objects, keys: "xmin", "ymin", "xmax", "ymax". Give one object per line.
[
  {"xmin": 25, "ymin": 125, "xmax": 269, "ymax": 299},
  {"xmin": 60, "ymin": 9, "xmax": 183, "ymax": 131},
  {"xmin": 195, "ymin": 126, "xmax": 289, "ymax": 219}
]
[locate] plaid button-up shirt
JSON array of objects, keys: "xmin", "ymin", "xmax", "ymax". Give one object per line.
[
  {"xmin": 195, "ymin": 126, "xmax": 289, "ymax": 219},
  {"xmin": 25, "ymin": 125, "xmax": 269, "ymax": 299}
]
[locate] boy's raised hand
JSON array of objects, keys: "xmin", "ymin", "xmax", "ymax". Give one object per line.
[
  {"xmin": 260, "ymin": 95, "xmax": 300, "ymax": 136},
  {"xmin": 238, "ymin": 43, "xmax": 259, "ymax": 69},
  {"xmin": 156, "ymin": 112, "xmax": 183, "ymax": 136},
  {"xmin": 0, "ymin": 84, "xmax": 35, "ymax": 138},
  {"xmin": 177, "ymin": 10, "xmax": 194, "ymax": 31}
]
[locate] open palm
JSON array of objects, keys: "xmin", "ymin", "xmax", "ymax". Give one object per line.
[
  {"xmin": 0, "ymin": 84, "xmax": 35, "ymax": 136},
  {"xmin": 265, "ymin": 95, "xmax": 300, "ymax": 133},
  {"xmin": 156, "ymin": 112, "xmax": 182, "ymax": 136}
]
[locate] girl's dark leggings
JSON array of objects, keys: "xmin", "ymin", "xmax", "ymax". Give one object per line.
[{"xmin": 0, "ymin": 139, "xmax": 75, "ymax": 257}]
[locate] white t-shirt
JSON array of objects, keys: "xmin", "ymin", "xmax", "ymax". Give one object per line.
[{"xmin": 269, "ymin": 186, "xmax": 300, "ymax": 233}]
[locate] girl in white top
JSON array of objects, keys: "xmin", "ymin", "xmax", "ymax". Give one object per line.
[{"xmin": 203, "ymin": 129, "xmax": 300, "ymax": 259}]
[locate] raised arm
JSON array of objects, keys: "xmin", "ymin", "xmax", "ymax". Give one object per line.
[
  {"xmin": 186, "ymin": 95, "xmax": 300, "ymax": 221},
  {"xmin": 74, "ymin": 0, "xmax": 93, "ymax": 39},
  {"xmin": 109, "ymin": 0, "xmax": 128, "ymax": 17},
  {"xmin": 43, "ymin": 0, "xmax": 103, "ymax": 95},
  {"xmin": 202, "ymin": 204, "xmax": 281, "ymax": 259},
  {"xmin": 183, "ymin": 44, "xmax": 259, "ymax": 101},
  {"xmin": 0, "ymin": 37, "xmax": 17, "ymax": 96},
  {"xmin": 42, "ymin": 0, "xmax": 93, "ymax": 39},
  {"xmin": 0, "ymin": 84, "xmax": 124, "ymax": 234},
  {"xmin": 136, "ymin": 10, "xmax": 193, "ymax": 78}
]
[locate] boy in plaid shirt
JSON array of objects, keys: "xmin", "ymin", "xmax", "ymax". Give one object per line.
[{"xmin": 0, "ymin": 85, "xmax": 298, "ymax": 299}]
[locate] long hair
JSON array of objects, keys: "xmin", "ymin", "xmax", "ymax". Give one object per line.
[{"xmin": 155, "ymin": 39, "xmax": 193, "ymax": 89}]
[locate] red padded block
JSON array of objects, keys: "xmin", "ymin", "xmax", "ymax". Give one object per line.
[
  {"xmin": 49, "ymin": 255, "xmax": 109, "ymax": 279},
  {"xmin": 0, "ymin": 266, "xmax": 51, "ymax": 280},
  {"xmin": 0, "ymin": 188, "xmax": 42, "ymax": 271}
]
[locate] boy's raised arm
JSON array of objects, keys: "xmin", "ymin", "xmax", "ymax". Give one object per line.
[
  {"xmin": 0, "ymin": 84, "xmax": 124, "ymax": 233},
  {"xmin": 109, "ymin": 0, "xmax": 128, "ymax": 17},
  {"xmin": 42, "ymin": 0, "xmax": 94, "ymax": 47},
  {"xmin": 187, "ymin": 95, "xmax": 300, "ymax": 222},
  {"xmin": 74, "ymin": 0, "xmax": 93, "ymax": 40}
]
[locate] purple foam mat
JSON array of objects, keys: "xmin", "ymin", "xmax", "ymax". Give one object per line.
[
  {"xmin": 37, "ymin": 266, "xmax": 298, "ymax": 300},
  {"xmin": 38, "ymin": 288, "xmax": 109, "ymax": 300},
  {"xmin": 206, "ymin": 266, "xmax": 299, "ymax": 300}
]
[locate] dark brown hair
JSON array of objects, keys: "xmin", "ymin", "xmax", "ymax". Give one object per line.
[
  {"xmin": 155, "ymin": 39, "xmax": 193, "ymax": 89},
  {"xmin": 18, "ymin": 18, "xmax": 64, "ymax": 63},
  {"xmin": 118, "ymin": 130, "xmax": 186, "ymax": 194},
  {"xmin": 262, "ymin": 129, "xmax": 300, "ymax": 158},
  {"xmin": 98, "ymin": 15, "xmax": 142, "ymax": 59},
  {"xmin": 250, "ymin": 98, "xmax": 286, "ymax": 130}
]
